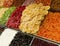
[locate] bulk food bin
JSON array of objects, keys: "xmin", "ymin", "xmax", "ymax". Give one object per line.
[
  {"xmin": 0, "ymin": 27, "xmax": 60, "ymax": 46},
  {"xmin": 21, "ymin": 0, "xmax": 60, "ymax": 45},
  {"xmin": 0, "ymin": 0, "xmax": 60, "ymax": 46},
  {"xmin": 22, "ymin": 0, "xmax": 60, "ymax": 45}
]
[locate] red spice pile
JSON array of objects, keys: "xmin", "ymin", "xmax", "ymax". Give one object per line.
[
  {"xmin": 37, "ymin": 12, "xmax": 60, "ymax": 42},
  {"xmin": 6, "ymin": 6, "xmax": 25, "ymax": 29}
]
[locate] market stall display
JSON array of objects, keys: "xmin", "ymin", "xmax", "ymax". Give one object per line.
[{"xmin": 0, "ymin": 0, "xmax": 60, "ymax": 46}]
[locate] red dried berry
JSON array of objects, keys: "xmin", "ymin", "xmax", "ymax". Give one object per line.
[{"xmin": 6, "ymin": 6, "xmax": 26, "ymax": 29}]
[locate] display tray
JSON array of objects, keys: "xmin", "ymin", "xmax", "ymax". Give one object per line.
[
  {"xmin": 0, "ymin": 26, "xmax": 60, "ymax": 46},
  {"xmin": 0, "ymin": 0, "xmax": 60, "ymax": 46}
]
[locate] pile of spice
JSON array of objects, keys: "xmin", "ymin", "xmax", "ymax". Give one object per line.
[
  {"xmin": 0, "ymin": 0, "xmax": 25, "ymax": 7},
  {"xmin": 31, "ymin": 38, "xmax": 57, "ymax": 46},
  {"xmin": 37, "ymin": 12, "xmax": 60, "ymax": 42},
  {"xmin": 50, "ymin": 0, "xmax": 60, "ymax": 12},
  {"xmin": 34, "ymin": 0, "xmax": 51, "ymax": 6},
  {"xmin": 0, "ymin": 7, "xmax": 16, "ymax": 25},
  {"xmin": 6, "ymin": 6, "xmax": 26, "ymax": 29},
  {"xmin": 19, "ymin": 3, "xmax": 50, "ymax": 34}
]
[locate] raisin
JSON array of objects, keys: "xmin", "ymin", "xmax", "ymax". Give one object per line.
[{"xmin": 9, "ymin": 32, "xmax": 33, "ymax": 46}]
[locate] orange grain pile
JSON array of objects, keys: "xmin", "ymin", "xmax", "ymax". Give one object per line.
[
  {"xmin": 37, "ymin": 12, "xmax": 60, "ymax": 42},
  {"xmin": 34, "ymin": 0, "xmax": 51, "ymax": 6}
]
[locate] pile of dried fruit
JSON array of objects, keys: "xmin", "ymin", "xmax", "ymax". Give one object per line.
[
  {"xmin": 37, "ymin": 12, "xmax": 60, "ymax": 42},
  {"xmin": 19, "ymin": 3, "xmax": 50, "ymax": 34},
  {"xmin": 9, "ymin": 32, "xmax": 33, "ymax": 46},
  {"xmin": 0, "ymin": 7, "xmax": 16, "ymax": 25},
  {"xmin": 6, "ymin": 6, "xmax": 26, "ymax": 29},
  {"xmin": 34, "ymin": 0, "xmax": 51, "ymax": 6}
]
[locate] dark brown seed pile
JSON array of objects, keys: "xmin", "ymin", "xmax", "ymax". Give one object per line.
[{"xmin": 9, "ymin": 32, "xmax": 33, "ymax": 46}]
